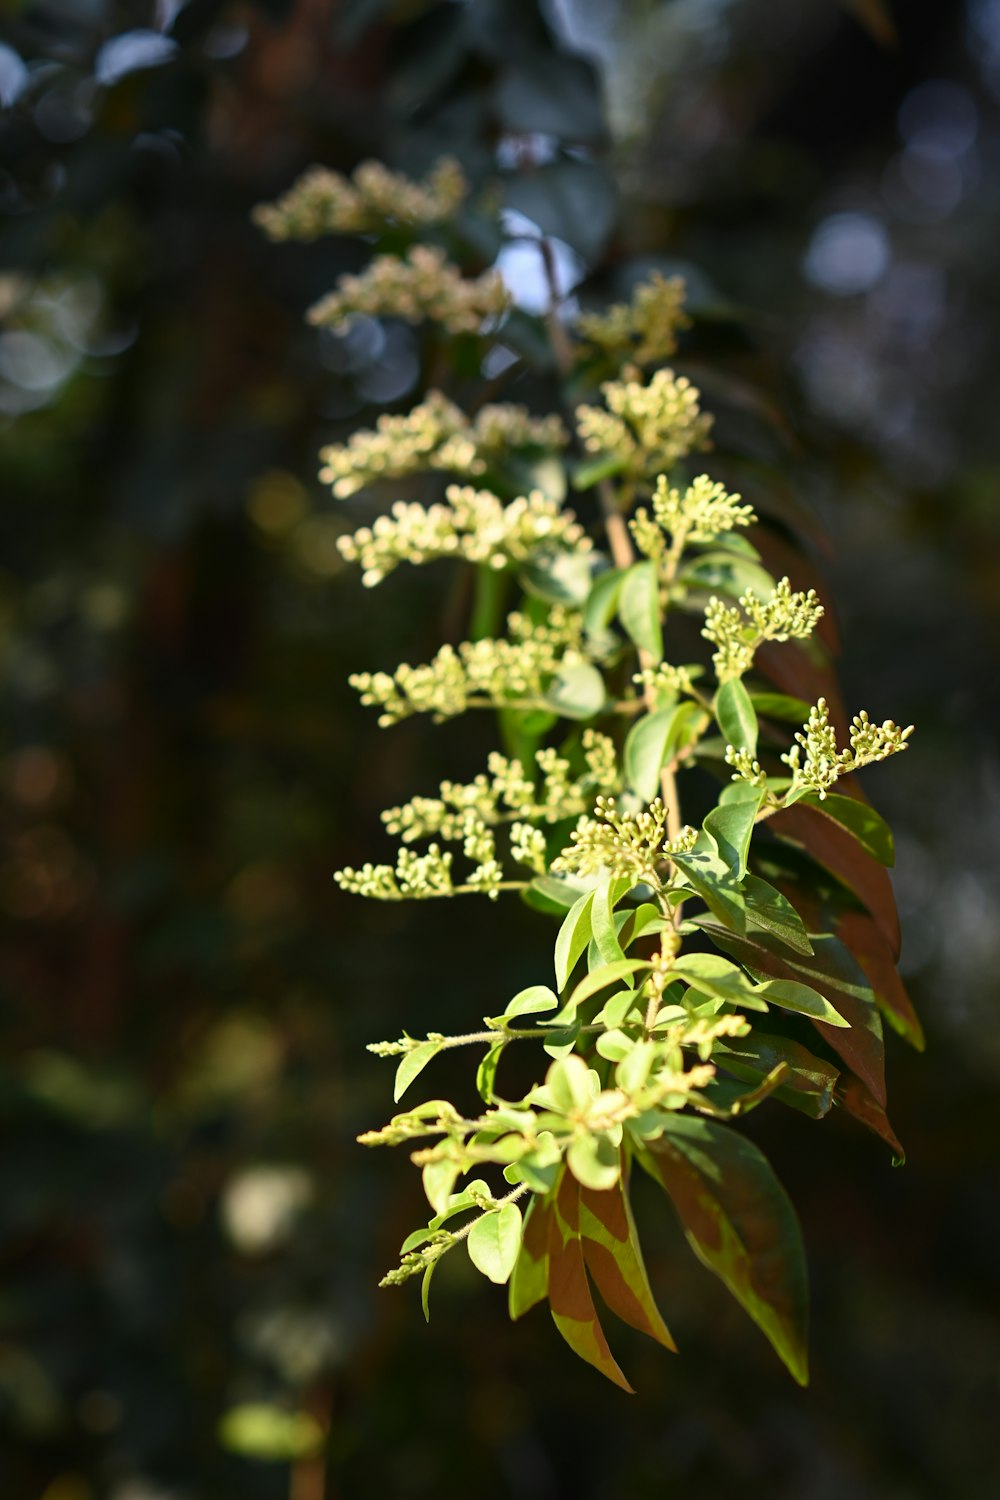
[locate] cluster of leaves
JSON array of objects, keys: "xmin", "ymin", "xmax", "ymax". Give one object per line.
[{"xmin": 259, "ymin": 153, "xmax": 920, "ymax": 1391}]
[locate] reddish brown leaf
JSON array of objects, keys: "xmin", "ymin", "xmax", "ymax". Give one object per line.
[
  {"xmin": 770, "ymin": 800, "xmax": 901, "ymax": 958},
  {"xmin": 811, "ymin": 979, "xmax": 886, "ymax": 1107},
  {"xmin": 837, "ymin": 1072, "xmax": 905, "ymax": 1159},
  {"xmin": 756, "ymin": 641, "xmax": 848, "ymax": 739},
  {"xmin": 547, "ymin": 1170, "xmax": 633, "ymax": 1392},
  {"xmin": 579, "ymin": 1172, "xmax": 677, "ymax": 1352},
  {"xmin": 837, "ymin": 910, "xmax": 924, "ymax": 1051},
  {"xmin": 508, "ymin": 1193, "xmax": 552, "ymax": 1321}
]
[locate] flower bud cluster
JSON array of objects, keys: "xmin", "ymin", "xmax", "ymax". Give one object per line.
[
  {"xmin": 319, "ymin": 392, "xmax": 568, "ymax": 498},
  {"xmin": 724, "ymin": 746, "xmax": 769, "ymax": 788},
  {"xmin": 703, "ymin": 576, "xmax": 824, "ymax": 682},
  {"xmin": 337, "ymin": 485, "xmax": 590, "ymax": 586},
  {"xmin": 781, "ymin": 698, "xmax": 913, "ymax": 800},
  {"xmin": 575, "ymin": 368, "xmax": 713, "ymax": 480},
  {"xmin": 552, "ymin": 795, "xmax": 697, "ymax": 884},
  {"xmin": 632, "ymin": 661, "xmax": 698, "ymax": 704},
  {"xmin": 350, "ymin": 609, "xmax": 584, "ymax": 726},
  {"xmin": 382, "ymin": 731, "xmax": 619, "ymax": 842},
  {"xmin": 576, "ymin": 272, "xmax": 689, "ymax": 365},
  {"xmin": 630, "ymin": 474, "xmax": 756, "ymax": 562},
  {"xmin": 308, "ymin": 245, "xmax": 510, "ymax": 335},
  {"xmin": 254, "ymin": 157, "xmax": 467, "ymax": 240}
]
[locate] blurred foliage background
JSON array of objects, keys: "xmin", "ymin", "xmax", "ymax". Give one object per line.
[{"xmin": 1, "ymin": 1, "xmax": 999, "ymax": 1497}]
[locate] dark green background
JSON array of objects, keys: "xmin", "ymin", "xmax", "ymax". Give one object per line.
[{"xmin": 1, "ymin": 1, "xmax": 998, "ymax": 1496}]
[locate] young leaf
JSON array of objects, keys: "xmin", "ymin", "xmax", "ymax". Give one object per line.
[
  {"xmin": 619, "ymin": 560, "xmax": 663, "ymax": 664},
  {"xmin": 468, "ymin": 1202, "xmax": 524, "ymax": 1285},
  {"xmin": 545, "ymin": 661, "xmax": 607, "ymax": 720},
  {"xmin": 547, "ymin": 1169, "xmax": 633, "ymax": 1392},
  {"xmin": 624, "ymin": 707, "xmax": 678, "ymax": 803},
  {"xmin": 715, "ymin": 677, "xmax": 759, "ymax": 756},
  {"xmin": 504, "ymin": 985, "xmax": 559, "ymax": 1020},
  {"xmin": 567, "ymin": 959, "xmax": 653, "ymax": 1012},
  {"xmin": 422, "ymin": 1158, "xmax": 460, "ymax": 1216},
  {"xmin": 579, "ymin": 1176, "xmax": 677, "ymax": 1351},
  {"xmin": 509, "ymin": 1193, "xmax": 553, "ymax": 1319},
  {"xmin": 476, "ymin": 1040, "xmax": 506, "ymax": 1102},
  {"xmin": 567, "ymin": 1133, "xmax": 621, "ymax": 1192},
  {"xmin": 583, "ymin": 567, "xmax": 626, "ymax": 638},
  {"xmin": 638, "ymin": 1116, "xmax": 809, "ymax": 1385},
  {"xmin": 703, "ymin": 785, "xmax": 765, "ymax": 880},
  {"xmin": 554, "ymin": 889, "xmax": 595, "ymax": 990},
  {"xmin": 591, "ymin": 877, "xmax": 628, "ymax": 966},
  {"xmin": 394, "ymin": 1040, "xmax": 443, "ymax": 1103}
]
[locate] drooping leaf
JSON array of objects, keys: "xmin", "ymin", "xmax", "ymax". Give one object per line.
[
  {"xmin": 545, "ymin": 660, "xmax": 608, "ymax": 720},
  {"xmin": 509, "ymin": 1193, "xmax": 553, "ymax": 1319},
  {"xmin": 771, "ymin": 800, "xmax": 900, "ymax": 957},
  {"xmin": 715, "ymin": 677, "xmax": 759, "ymax": 756},
  {"xmin": 579, "ymin": 1174, "xmax": 677, "ymax": 1351},
  {"xmin": 422, "ymin": 1158, "xmax": 460, "ymax": 1216},
  {"xmin": 799, "ymin": 792, "xmax": 895, "ymax": 866},
  {"xmin": 714, "ymin": 1032, "xmax": 840, "ymax": 1118},
  {"xmin": 394, "ymin": 1040, "xmax": 443, "ymax": 1102},
  {"xmin": 476, "ymin": 1040, "xmax": 506, "ymax": 1102},
  {"xmin": 547, "ymin": 1169, "xmax": 633, "ymax": 1391},
  {"xmin": 810, "ymin": 973, "xmax": 886, "ymax": 1106},
  {"xmin": 554, "ymin": 889, "xmax": 595, "ymax": 990},
  {"xmin": 624, "ymin": 706, "xmax": 678, "ymax": 803},
  {"xmin": 704, "ymin": 784, "xmax": 765, "ymax": 879},
  {"xmin": 619, "ymin": 560, "xmax": 663, "ymax": 664},
  {"xmin": 836, "ymin": 910, "xmax": 924, "ymax": 1050},
  {"xmin": 836, "ymin": 1072, "xmax": 905, "ymax": 1160},
  {"xmin": 638, "ymin": 1116, "xmax": 809, "ymax": 1385},
  {"xmin": 468, "ymin": 1201, "xmax": 524, "ymax": 1284}
]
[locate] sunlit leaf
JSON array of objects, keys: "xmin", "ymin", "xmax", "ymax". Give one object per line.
[
  {"xmin": 703, "ymin": 784, "xmax": 765, "ymax": 879},
  {"xmin": 638, "ymin": 1117, "xmax": 809, "ymax": 1385},
  {"xmin": 715, "ymin": 677, "xmax": 759, "ymax": 756},
  {"xmin": 545, "ymin": 660, "xmax": 608, "ymax": 720},
  {"xmin": 394, "ymin": 1040, "xmax": 442, "ymax": 1102},
  {"xmin": 509, "ymin": 1193, "xmax": 553, "ymax": 1319},
  {"xmin": 624, "ymin": 706, "xmax": 678, "ymax": 802},
  {"xmin": 579, "ymin": 1174, "xmax": 677, "ymax": 1351},
  {"xmin": 468, "ymin": 1201, "xmax": 523, "ymax": 1284},
  {"xmin": 619, "ymin": 560, "xmax": 663, "ymax": 663},
  {"xmin": 547, "ymin": 1169, "xmax": 633, "ymax": 1391},
  {"xmin": 555, "ymin": 888, "xmax": 596, "ymax": 990}
]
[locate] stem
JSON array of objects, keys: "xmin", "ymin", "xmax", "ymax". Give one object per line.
[{"xmin": 446, "ymin": 1181, "xmax": 531, "ymax": 1245}]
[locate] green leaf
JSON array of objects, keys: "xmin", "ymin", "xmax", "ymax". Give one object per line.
[
  {"xmin": 573, "ymin": 452, "xmax": 628, "ymax": 490},
  {"xmin": 800, "ymin": 793, "xmax": 895, "ymax": 866},
  {"xmin": 578, "ymin": 1176, "xmax": 677, "ymax": 1351},
  {"xmin": 504, "ymin": 985, "xmax": 559, "ymax": 1020},
  {"xmin": 422, "ymin": 1158, "xmax": 460, "ymax": 1216},
  {"xmin": 567, "ymin": 1133, "xmax": 621, "ymax": 1192},
  {"xmin": 468, "ymin": 1202, "xmax": 524, "ymax": 1285},
  {"xmin": 672, "ymin": 846, "xmax": 746, "ymax": 932},
  {"xmin": 583, "ymin": 567, "xmax": 626, "ymax": 639},
  {"xmin": 554, "ymin": 889, "xmax": 595, "ymax": 990},
  {"xmin": 520, "ymin": 549, "xmax": 594, "ymax": 606},
  {"xmin": 476, "ymin": 1040, "xmax": 507, "ymax": 1102},
  {"xmin": 624, "ymin": 706, "xmax": 678, "ymax": 803},
  {"xmin": 742, "ymin": 875, "xmax": 814, "ymax": 955},
  {"xmin": 394, "ymin": 1040, "xmax": 443, "ymax": 1103},
  {"xmin": 639, "ymin": 1116, "xmax": 809, "ymax": 1385},
  {"xmin": 715, "ymin": 677, "xmax": 758, "ymax": 756},
  {"xmin": 756, "ymin": 976, "xmax": 848, "ymax": 1027},
  {"xmin": 421, "ymin": 1258, "xmax": 437, "ymax": 1321},
  {"xmin": 678, "ymin": 551, "xmax": 775, "ymax": 602},
  {"xmin": 703, "ymin": 784, "xmax": 765, "ymax": 879},
  {"xmin": 547, "ymin": 1169, "xmax": 633, "ymax": 1391},
  {"xmin": 715, "ymin": 1033, "xmax": 840, "ymax": 1119},
  {"xmin": 509, "ymin": 1194, "xmax": 552, "ymax": 1319},
  {"xmin": 527, "ymin": 873, "xmax": 597, "ymax": 911},
  {"xmin": 590, "ymin": 877, "xmax": 628, "ymax": 966},
  {"xmin": 748, "ymin": 691, "xmax": 810, "ymax": 724},
  {"xmin": 670, "ymin": 952, "xmax": 769, "ymax": 1012},
  {"xmin": 545, "ymin": 661, "xmax": 608, "ymax": 720},
  {"xmin": 619, "ymin": 560, "xmax": 663, "ymax": 663},
  {"xmin": 595, "ymin": 988, "xmax": 641, "ymax": 1028},
  {"xmin": 567, "ymin": 959, "xmax": 653, "ymax": 1012}
]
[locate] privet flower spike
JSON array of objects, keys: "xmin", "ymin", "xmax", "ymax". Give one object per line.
[{"xmin": 258, "ymin": 155, "xmax": 918, "ymax": 1390}]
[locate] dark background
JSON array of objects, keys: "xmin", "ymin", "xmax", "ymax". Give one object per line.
[{"xmin": 1, "ymin": 1, "xmax": 998, "ymax": 1497}]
